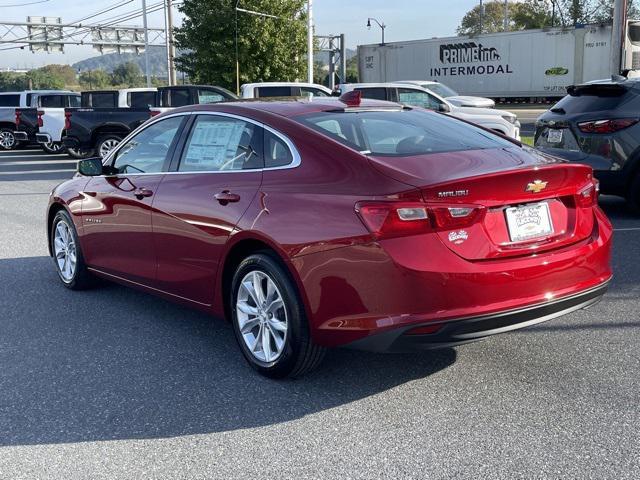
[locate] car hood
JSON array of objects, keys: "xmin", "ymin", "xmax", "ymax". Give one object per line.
[
  {"xmin": 368, "ymin": 146, "xmax": 562, "ymax": 187},
  {"xmin": 446, "ymin": 95, "xmax": 495, "ymax": 108}
]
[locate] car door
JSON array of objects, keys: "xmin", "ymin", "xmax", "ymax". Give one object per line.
[
  {"xmin": 152, "ymin": 113, "xmax": 264, "ymax": 305},
  {"xmin": 81, "ymin": 114, "xmax": 187, "ymax": 284}
]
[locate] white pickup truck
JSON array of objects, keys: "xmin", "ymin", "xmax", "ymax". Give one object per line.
[{"xmin": 0, "ymin": 90, "xmax": 74, "ymax": 150}]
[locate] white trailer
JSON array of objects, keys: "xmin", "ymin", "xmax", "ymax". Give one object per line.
[{"xmin": 358, "ymin": 22, "xmax": 640, "ymax": 100}]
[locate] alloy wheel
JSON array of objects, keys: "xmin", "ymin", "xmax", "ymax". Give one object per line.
[
  {"xmin": 236, "ymin": 270, "xmax": 288, "ymax": 363},
  {"xmin": 99, "ymin": 139, "xmax": 120, "ymax": 158},
  {"xmin": 53, "ymin": 220, "xmax": 77, "ymax": 282},
  {"xmin": 45, "ymin": 142, "xmax": 64, "ymax": 153},
  {"xmin": 0, "ymin": 130, "xmax": 16, "ymax": 149}
]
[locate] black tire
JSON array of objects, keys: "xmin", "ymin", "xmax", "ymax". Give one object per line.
[
  {"xmin": 66, "ymin": 147, "xmax": 95, "ymax": 159},
  {"xmin": 0, "ymin": 127, "xmax": 18, "ymax": 150},
  {"xmin": 628, "ymin": 173, "xmax": 640, "ymax": 214},
  {"xmin": 230, "ymin": 253, "xmax": 326, "ymax": 379},
  {"xmin": 50, "ymin": 209, "xmax": 95, "ymax": 290},
  {"xmin": 95, "ymin": 134, "xmax": 123, "ymax": 158},
  {"xmin": 42, "ymin": 142, "xmax": 66, "ymax": 154}
]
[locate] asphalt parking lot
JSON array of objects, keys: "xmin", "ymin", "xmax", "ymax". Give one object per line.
[{"xmin": 0, "ymin": 148, "xmax": 639, "ymax": 479}]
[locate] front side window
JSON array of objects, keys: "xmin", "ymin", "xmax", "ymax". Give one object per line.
[
  {"xmin": 397, "ymin": 88, "xmax": 442, "ymax": 110},
  {"xmin": 112, "ymin": 116, "xmax": 184, "ymax": 174},
  {"xmin": 424, "ymin": 83, "xmax": 458, "ymax": 98},
  {"xmin": 296, "ymin": 109, "xmax": 513, "ymax": 156},
  {"xmin": 178, "ymin": 115, "xmax": 263, "ymax": 172},
  {"xmin": 197, "ymin": 89, "xmax": 225, "ymax": 104}
]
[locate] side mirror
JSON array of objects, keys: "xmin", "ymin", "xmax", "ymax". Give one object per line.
[
  {"xmin": 77, "ymin": 157, "xmax": 104, "ymax": 176},
  {"xmin": 438, "ymin": 103, "xmax": 451, "ymax": 113}
]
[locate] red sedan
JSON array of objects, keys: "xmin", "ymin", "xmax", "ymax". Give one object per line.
[{"xmin": 47, "ymin": 94, "xmax": 612, "ymax": 378}]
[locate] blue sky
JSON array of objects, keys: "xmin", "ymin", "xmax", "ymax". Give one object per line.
[{"xmin": 0, "ymin": 0, "xmax": 482, "ymax": 68}]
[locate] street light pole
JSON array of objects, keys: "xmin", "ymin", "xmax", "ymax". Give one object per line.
[
  {"xmin": 367, "ymin": 17, "xmax": 386, "ymax": 45},
  {"xmin": 503, "ymin": 0, "xmax": 508, "ymax": 31},
  {"xmin": 479, "ymin": 0, "xmax": 484, "ymax": 34},
  {"xmin": 141, "ymin": 0, "xmax": 151, "ymax": 87},
  {"xmin": 307, "ymin": 0, "xmax": 313, "ymax": 83}
]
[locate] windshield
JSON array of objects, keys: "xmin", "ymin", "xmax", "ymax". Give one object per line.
[
  {"xmin": 296, "ymin": 109, "xmax": 513, "ymax": 156},
  {"xmin": 423, "ymin": 83, "xmax": 458, "ymax": 98}
]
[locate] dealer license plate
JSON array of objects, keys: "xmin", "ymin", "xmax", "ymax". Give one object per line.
[
  {"xmin": 547, "ymin": 129, "xmax": 563, "ymax": 143},
  {"xmin": 505, "ymin": 202, "xmax": 554, "ymax": 242}
]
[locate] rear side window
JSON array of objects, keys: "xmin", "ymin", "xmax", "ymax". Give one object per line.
[
  {"xmin": 90, "ymin": 93, "xmax": 117, "ymax": 108},
  {"xmin": 169, "ymin": 89, "xmax": 191, "ymax": 107},
  {"xmin": 297, "ymin": 109, "xmax": 513, "ymax": 156},
  {"xmin": 39, "ymin": 95, "xmax": 65, "ymax": 108},
  {"xmin": 129, "ymin": 91, "xmax": 157, "ymax": 108},
  {"xmin": 264, "ymin": 130, "xmax": 293, "ymax": 168},
  {"xmin": 0, "ymin": 94, "xmax": 20, "ymax": 107},
  {"xmin": 256, "ymin": 86, "xmax": 293, "ymax": 98},
  {"xmin": 355, "ymin": 88, "xmax": 387, "ymax": 101}
]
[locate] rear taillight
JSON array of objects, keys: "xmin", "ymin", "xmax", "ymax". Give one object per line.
[
  {"xmin": 576, "ymin": 181, "xmax": 598, "ymax": 208},
  {"xmin": 577, "ymin": 118, "xmax": 639, "ymax": 134},
  {"xmin": 355, "ymin": 201, "xmax": 483, "ymax": 239},
  {"xmin": 64, "ymin": 111, "xmax": 71, "ymax": 130},
  {"xmin": 15, "ymin": 109, "xmax": 21, "ymax": 126},
  {"xmin": 37, "ymin": 110, "xmax": 44, "ymax": 127}
]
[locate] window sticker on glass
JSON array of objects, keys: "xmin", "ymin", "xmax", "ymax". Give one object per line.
[{"xmin": 181, "ymin": 118, "xmax": 246, "ymax": 171}]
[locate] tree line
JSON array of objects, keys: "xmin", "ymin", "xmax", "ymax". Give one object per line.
[{"xmin": 0, "ymin": 62, "xmax": 160, "ymax": 92}]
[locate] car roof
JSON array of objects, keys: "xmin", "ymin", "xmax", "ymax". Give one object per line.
[
  {"xmin": 242, "ymin": 82, "xmax": 332, "ymax": 91},
  {"xmin": 172, "ymin": 97, "xmax": 403, "ymax": 117}
]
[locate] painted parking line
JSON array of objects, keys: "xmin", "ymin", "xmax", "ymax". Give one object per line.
[
  {"xmin": 613, "ymin": 227, "xmax": 640, "ymax": 232},
  {"xmin": 0, "ymin": 153, "xmax": 66, "ymax": 159},
  {"xmin": 0, "ymin": 168, "xmax": 74, "ymax": 175},
  {"xmin": 0, "ymin": 160, "xmax": 77, "ymax": 166}
]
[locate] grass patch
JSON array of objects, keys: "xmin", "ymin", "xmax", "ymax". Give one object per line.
[{"xmin": 521, "ymin": 136, "xmax": 534, "ymax": 147}]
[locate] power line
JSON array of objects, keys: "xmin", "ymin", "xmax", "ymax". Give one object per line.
[{"xmin": 0, "ymin": 0, "xmax": 49, "ymax": 6}]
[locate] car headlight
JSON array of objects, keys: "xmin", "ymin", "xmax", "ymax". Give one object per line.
[{"xmin": 501, "ymin": 114, "xmax": 518, "ymax": 125}]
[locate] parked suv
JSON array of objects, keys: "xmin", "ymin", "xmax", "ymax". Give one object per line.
[
  {"xmin": 336, "ymin": 83, "xmax": 520, "ymax": 139},
  {"xmin": 535, "ymin": 78, "xmax": 640, "ymax": 210},
  {"xmin": 397, "ymin": 80, "xmax": 495, "ymax": 108}
]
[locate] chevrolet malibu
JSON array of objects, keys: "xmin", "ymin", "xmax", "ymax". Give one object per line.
[{"xmin": 47, "ymin": 93, "xmax": 613, "ymax": 378}]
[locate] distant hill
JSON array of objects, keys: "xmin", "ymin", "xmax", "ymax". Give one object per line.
[
  {"xmin": 73, "ymin": 46, "xmax": 169, "ymax": 76},
  {"xmin": 72, "ymin": 46, "xmax": 357, "ymax": 76}
]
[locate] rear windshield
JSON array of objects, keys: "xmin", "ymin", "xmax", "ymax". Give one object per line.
[
  {"xmin": 90, "ymin": 92, "xmax": 117, "ymax": 108},
  {"xmin": 553, "ymin": 85, "xmax": 636, "ymax": 113},
  {"xmin": 39, "ymin": 95, "xmax": 65, "ymax": 108},
  {"xmin": 129, "ymin": 91, "xmax": 157, "ymax": 108},
  {"xmin": 295, "ymin": 109, "xmax": 513, "ymax": 156},
  {"xmin": 0, "ymin": 94, "xmax": 20, "ymax": 107}
]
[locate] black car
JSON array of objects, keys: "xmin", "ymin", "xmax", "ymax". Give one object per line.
[{"xmin": 535, "ymin": 77, "xmax": 640, "ymax": 210}]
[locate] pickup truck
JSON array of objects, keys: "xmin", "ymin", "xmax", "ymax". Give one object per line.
[
  {"xmin": 15, "ymin": 92, "xmax": 81, "ymax": 154},
  {"xmin": 0, "ymin": 90, "xmax": 74, "ymax": 150},
  {"xmin": 62, "ymin": 85, "xmax": 237, "ymax": 158}
]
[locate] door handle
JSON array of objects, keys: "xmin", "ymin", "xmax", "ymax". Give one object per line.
[
  {"xmin": 133, "ymin": 188, "xmax": 153, "ymax": 200},
  {"xmin": 214, "ymin": 190, "xmax": 241, "ymax": 205}
]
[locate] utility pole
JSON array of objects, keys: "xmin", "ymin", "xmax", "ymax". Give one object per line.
[
  {"xmin": 479, "ymin": 0, "xmax": 484, "ymax": 34},
  {"xmin": 165, "ymin": 0, "xmax": 177, "ymax": 85},
  {"xmin": 611, "ymin": 0, "xmax": 628, "ymax": 75},
  {"xmin": 503, "ymin": 0, "xmax": 509, "ymax": 31},
  {"xmin": 141, "ymin": 0, "xmax": 151, "ymax": 87},
  {"xmin": 307, "ymin": 0, "xmax": 313, "ymax": 84}
]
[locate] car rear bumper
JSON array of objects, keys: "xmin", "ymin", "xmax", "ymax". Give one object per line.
[
  {"xmin": 13, "ymin": 131, "xmax": 29, "ymax": 141},
  {"xmin": 36, "ymin": 133, "xmax": 52, "ymax": 144},
  {"xmin": 344, "ymin": 280, "xmax": 609, "ymax": 352}
]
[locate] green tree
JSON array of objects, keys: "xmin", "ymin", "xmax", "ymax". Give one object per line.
[
  {"xmin": 26, "ymin": 68, "xmax": 65, "ymax": 89},
  {"xmin": 39, "ymin": 64, "xmax": 78, "ymax": 86},
  {"xmin": 110, "ymin": 61, "xmax": 144, "ymax": 87},
  {"xmin": 175, "ymin": 0, "xmax": 308, "ymax": 92},
  {"xmin": 79, "ymin": 69, "xmax": 111, "ymax": 90},
  {"xmin": 345, "ymin": 55, "xmax": 358, "ymax": 83},
  {"xmin": 0, "ymin": 72, "xmax": 28, "ymax": 91}
]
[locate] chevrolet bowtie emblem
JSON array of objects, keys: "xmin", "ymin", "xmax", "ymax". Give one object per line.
[{"xmin": 526, "ymin": 180, "xmax": 548, "ymax": 193}]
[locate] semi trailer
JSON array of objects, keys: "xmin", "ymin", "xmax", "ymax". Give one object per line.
[{"xmin": 358, "ymin": 22, "xmax": 640, "ymax": 102}]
